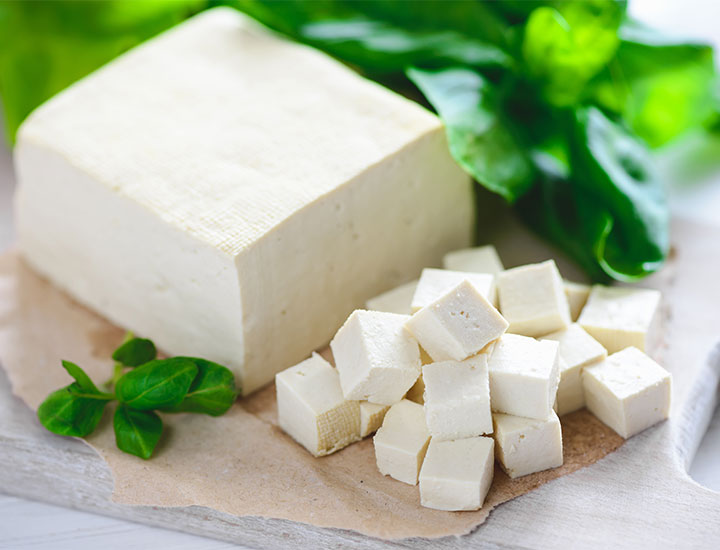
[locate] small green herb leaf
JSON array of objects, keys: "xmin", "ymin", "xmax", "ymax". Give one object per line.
[
  {"xmin": 114, "ymin": 405, "xmax": 163, "ymax": 460},
  {"xmin": 161, "ymin": 358, "xmax": 237, "ymax": 416},
  {"xmin": 37, "ymin": 383, "xmax": 109, "ymax": 437},
  {"xmin": 112, "ymin": 337, "xmax": 157, "ymax": 367},
  {"xmin": 115, "ymin": 357, "xmax": 197, "ymax": 410},
  {"xmin": 407, "ymin": 66, "xmax": 534, "ymax": 202},
  {"xmin": 60, "ymin": 360, "xmax": 105, "ymax": 395}
]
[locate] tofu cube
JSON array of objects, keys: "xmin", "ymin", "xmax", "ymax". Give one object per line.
[
  {"xmin": 541, "ymin": 324, "xmax": 607, "ymax": 416},
  {"xmin": 331, "ymin": 310, "xmax": 421, "ymax": 405},
  {"xmin": 411, "ymin": 268, "xmax": 496, "ymax": 311},
  {"xmin": 374, "ymin": 399, "xmax": 431, "ymax": 485},
  {"xmin": 582, "ymin": 347, "xmax": 671, "ymax": 438},
  {"xmin": 366, "ymin": 279, "xmax": 418, "ymax": 315},
  {"xmin": 15, "ymin": 8, "xmax": 474, "ymax": 396},
  {"xmin": 578, "ymin": 285, "xmax": 661, "ymax": 354},
  {"xmin": 497, "ymin": 260, "xmax": 571, "ymax": 337},
  {"xmin": 423, "ymin": 355, "xmax": 492, "ymax": 440},
  {"xmin": 488, "ymin": 334, "xmax": 560, "ymax": 420},
  {"xmin": 442, "ymin": 245, "xmax": 504, "ymax": 274},
  {"xmin": 564, "ymin": 280, "xmax": 591, "ymax": 321},
  {"xmin": 493, "ymin": 411, "xmax": 563, "ymax": 478},
  {"xmin": 276, "ymin": 353, "xmax": 360, "ymax": 456},
  {"xmin": 360, "ymin": 402, "xmax": 390, "ymax": 437},
  {"xmin": 405, "ymin": 280, "xmax": 508, "ymax": 362},
  {"xmin": 419, "ymin": 437, "xmax": 495, "ymax": 511}
]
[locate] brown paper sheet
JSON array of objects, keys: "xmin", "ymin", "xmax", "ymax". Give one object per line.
[{"xmin": 0, "ymin": 250, "xmax": 627, "ymax": 539}]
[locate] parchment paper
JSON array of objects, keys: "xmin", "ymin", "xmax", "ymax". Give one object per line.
[{"xmin": 0, "ymin": 250, "xmax": 626, "ymax": 539}]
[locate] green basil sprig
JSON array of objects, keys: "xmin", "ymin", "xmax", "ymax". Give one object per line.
[{"xmin": 37, "ymin": 335, "xmax": 238, "ymax": 459}]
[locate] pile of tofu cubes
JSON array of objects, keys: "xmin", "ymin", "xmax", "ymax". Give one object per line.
[{"xmin": 276, "ymin": 246, "xmax": 672, "ymax": 511}]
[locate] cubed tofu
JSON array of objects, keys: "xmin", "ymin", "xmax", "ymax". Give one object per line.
[
  {"xmin": 419, "ymin": 437, "xmax": 495, "ymax": 511},
  {"xmin": 360, "ymin": 402, "xmax": 390, "ymax": 438},
  {"xmin": 366, "ymin": 279, "xmax": 418, "ymax": 315},
  {"xmin": 276, "ymin": 353, "xmax": 360, "ymax": 456},
  {"xmin": 405, "ymin": 280, "xmax": 508, "ymax": 362},
  {"xmin": 497, "ymin": 260, "xmax": 571, "ymax": 337},
  {"xmin": 411, "ymin": 268, "xmax": 496, "ymax": 311},
  {"xmin": 564, "ymin": 280, "xmax": 591, "ymax": 321},
  {"xmin": 582, "ymin": 347, "xmax": 671, "ymax": 438},
  {"xmin": 422, "ymin": 355, "xmax": 492, "ymax": 440},
  {"xmin": 331, "ymin": 310, "xmax": 421, "ymax": 405},
  {"xmin": 374, "ymin": 399, "xmax": 431, "ymax": 485},
  {"xmin": 442, "ymin": 245, "xmax": 504, "ymax": 275},
  {"xmin": 488, "ymin": 334, "xmax": 560, "ymax": 420},
  {"xmin": 493, "ymin": 411, "xmax": 563, "ymax": 478},
  {"xmin": 15, "ymin": 8, "xmax": 474, "ymax": 396},
  {"xmin": 541, "ymin": 324, "xmax": 607, "ymax": 416},
  {"xmin": 578, "ymin": 285, "xmax": 661, "ymax": 354}
]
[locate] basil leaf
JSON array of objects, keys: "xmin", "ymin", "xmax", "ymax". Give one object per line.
[
  {"xmin": 37, "ymin": 383, "xmax": 109, "ymax": 437},
  {"xmin": 113, "ymin": 405, "xmax": 162, "ymax": 460},
  {"xmin": 112, "ymin": 337, "xmax": 157, "ymax": 367},
  {"xmin": 592, "ymin": 19, "xmax": 716, "ymax": 147},
  {"xmin": 407, "ymin": 66, "xmax": 534, "ymax": 202},
  {"xmin": 115, "ymin": 357, "xmax": 197, "ymax": 411},
  {"xmin": 61, "ymin": 360, "xmax": 108, "ymax": 396},
  {"xmin": 160, "ymin": 358, "xmax": 237, "ymax": 416},
  {"xmin": 569, "ymin": 107, "xmax": 668, "ymax": 279}
]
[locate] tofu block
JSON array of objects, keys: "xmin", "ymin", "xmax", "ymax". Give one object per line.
[
  {"xmin": 276, "ymin": 353, "xmax": 360, "ymax": 456},
  {"xmin": 405, "ymin": 280, "xmax": 508, "ymax": 362},
  {"xmin": 578, "ymin": 285, "xmax": 661, "ymax": 354},
  {"xmin": 360, "ymin": 402, "xmax": 390, "ymax": 438},
  {"xmin": 374, "ymin": 400, "xmax": 431, "ymax": 485},
  {"xmin": 442, "ymin": 245, "xmax": 504, "ymax": 274},
  {"xmin": 488, "ymin": 334, "xmax": 560, "ymax": 420},
  {"xmin": 564, "ymin": 280, "xmax": 591, "ymax": 321},
  {"xmin": 493, "ymin": 411, "xmax": 563, "ymax": 478},
  {"xmin": 423, "ymin": 356, "xmax": 492, "ymax": 440},
  {"xmin": 331, "ymin": 310, "xmax": 421, "ymax": 405},
  {"xmin": 411, "ymin": 268, "xmax": 496, "ymax": 311},
  {"xmin": 497, "ymin": 260, "xmax": 571, "ymax": 337},
  {"xmin": 541, "ymin": 324, "xmax": 607, "ymax": 416},
  {"xmin": 405, "ymin": 374, "xmax": 426, "ymax": 405},
  {"xmin": 419, "ymin": 437, "xmax": 495, "ymax": 511},
  {"xmin": 582, "ymin": 347, "xmax": 671, "ymax": 438},
  {"xmin": 14, "ymin": 8, "xmax": 473, "ymax": 395},
  {"xmin": 366, "ymin": 280, "xmax": 418, "ymax": 315}
]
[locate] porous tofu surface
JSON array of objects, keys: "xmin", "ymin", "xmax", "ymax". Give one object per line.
[{"xmin": 497, "ymin": 260, "xmax": 570, "ymax": 337}]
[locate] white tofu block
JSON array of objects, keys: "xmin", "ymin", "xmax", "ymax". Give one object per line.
[
  {"xmin": 360, "ymin": 402, "xmax": 390, "ymax": 438},
  {"xmin": 497, "ymin": 260, "xmax": 571, "ymax": 337},
  {"xmin": 493, "ymin": 411, "xmax": 563, "ymax": 478},
  {"xmin": 405, "ymin": 374, "xmax": 426, "ymax": 405},
  {"xmin": 276, "ymin": 353, "xmax": 360, "ymax": 456},
  {"xmin": 14, "ymin": 8, "xmax": 473, "ymax": 395},
  {"xmin": 374, "ymin": 400, "xmax": 431, "ymax": 485},
  {"xmin": 582, "ymin": 347, "xmax": 671, "ymax": 438},
  {"xmin": 442, "ymin": 245, "xmax": 504, "ymax": 275},
  {"xmin": 365, "ymin": 280, "xmax": 418, "ymax": 315},
  {"xmin": 541, "ymin": 324, "xmax": 607, "ymax": 415},
  {"xmin": 411, "ymin": 268, "xmax": 496, "ymax": 312},
  {"xmin": 331, "ymin": 310, "xmax": 421, "ymax": 405},
  {"xmin": 423, "ymin": 356, "xmax": 492, "ymax": 440},
  {"xmin": 564, "ymin": 280, "xmax": 591, "ymax": 321},
  {"xmin": 578, "ymin": 285, "xmax": 661, "ymax": 354},
  {"xmin": 419, "ymin": 437, "xmax": 495, "ymax": 511},
  {"xmin": 405, "ymin": 280, "xmax": 508, "ymax": 362},
  {"xmin": 488, "ymin": 334, "xmax": 560, "ymax": 420}
]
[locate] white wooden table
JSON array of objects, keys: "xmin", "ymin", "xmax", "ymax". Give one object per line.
[{"xmin": 1, "ymin": 1, "xmax": 720, "ymax": 547}]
